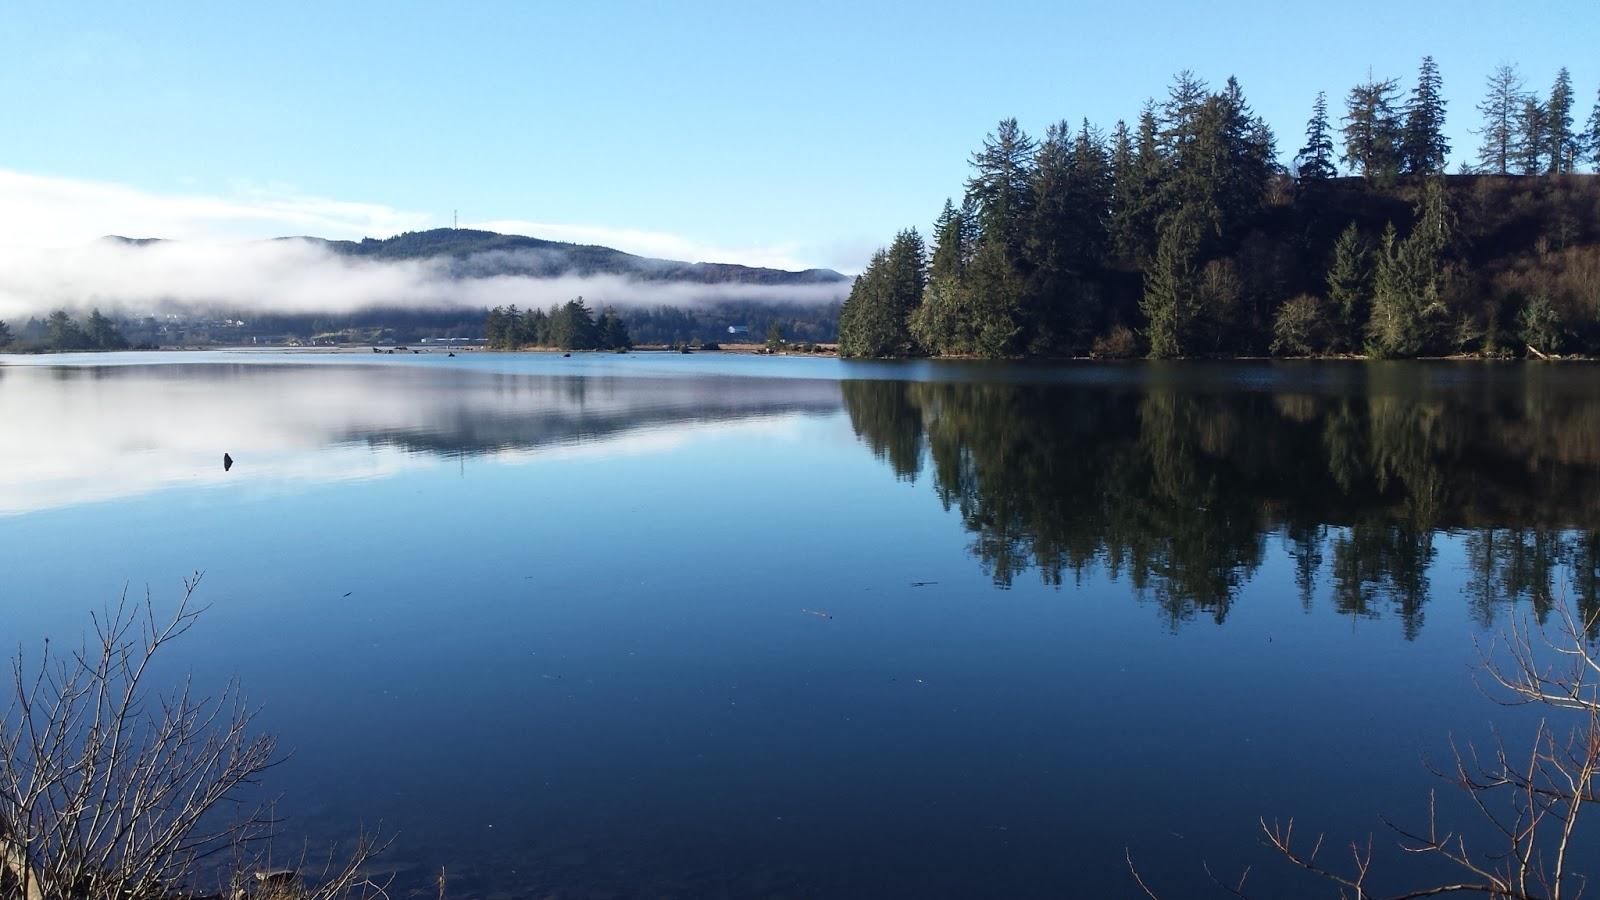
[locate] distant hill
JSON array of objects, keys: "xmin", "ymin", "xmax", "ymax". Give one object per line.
[{"xmin": 290, "ymin": 228, "xmax": 850, "ymax": 287}]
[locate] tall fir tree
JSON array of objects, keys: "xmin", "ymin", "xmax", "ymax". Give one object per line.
[
  {"xmin": 838, "ymin": 231, "xmax": 926, "ymax": 358},
  {"xmin": 1587, "ymin": 87, "xmax": 1600, "ymax": 169},
  {"xmin": 1325, "ymin": 223, "xmax": 1371, "ymax": 353},
  {"xmin": 1545, "ymin": 67, "xmax": 1578, "ymax": 173},
  {"xmin": 1342, "ymin": 74, "xmax": 1403, "ymax": 178},
  {"xmin": 1400, "ymin": 56, "xmax": 1449, "ymax": 174},
  {"xmin": 1514, "ymin": 96, "xmax": 1548, "ymax": 175},
  {"xmin": 1295, "ymin": 91, "xmax": 1337, "ymax": 182},
  {"xmin": 1474, "ymin": 64, "xmax": 1525, "ymax": 174},
  {"xmin": 1141, "ymin": 210, "xmax": 1203, "ymax": 358},
  {"xmin": 1109, "ymin": 104, "xmax": 1165, "ymax": 268},
  {"xmin": 910, "ymin": 202, "xmax": 974, "ymax": 356},
  {"xmin": 964, "ymin": 119, "xmax": 1036, "ymax": 260}
]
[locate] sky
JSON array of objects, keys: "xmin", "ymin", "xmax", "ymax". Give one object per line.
[{"xmin": 1, "ymin": 0, "xmax": 1597, "ymax": 275}]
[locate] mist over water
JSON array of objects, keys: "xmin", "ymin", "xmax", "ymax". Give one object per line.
[
  {"xmin": 1, "ymin": 353, "xmax": 1595, "ymax": 897},
  {"xmin": 0, "ymin": 238, "xmax": 849, "ymax": 321}
]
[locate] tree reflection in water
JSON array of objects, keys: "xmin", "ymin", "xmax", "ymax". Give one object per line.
[{"xmin": 841, "ymin": 371, "xmax": 1600, "ymax": 636}]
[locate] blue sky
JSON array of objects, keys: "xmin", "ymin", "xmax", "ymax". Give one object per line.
[{"xmin": 1, "ymin": 0, "xmax": 1596, "ymax": 272}]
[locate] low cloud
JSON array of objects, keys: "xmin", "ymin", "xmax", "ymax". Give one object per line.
[
  {"xmin": 0, "ymin": 170, "xmax": 848, "ymax": 320},
  {"xmin": 0, "ymin": 238, "xmax": 847, "ymax": 321}
]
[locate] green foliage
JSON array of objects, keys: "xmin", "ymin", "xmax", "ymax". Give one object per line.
[
  {"xmin": 1326, "ymin": 223, "xmax": 1372, "ymax": 352},
  {"xmin": 1342, "ymin": 75, "xmax": 1403, "ymax": 178},
  {"xmin": 1366, "ymin": 184, "xmax": 1452, "ymax": 358},
  {"xmin": 598, "ymin": 307, "xmax": 632, "ymax": 350},
  {"xmin": 1518, "ymin": 294, "xmax": 1563, "ymax": 355},
  {"xmin": 1587, "ymin": 86, "xmax": 1600, "ymax": 168},
  {"xmin": 548, "ymin": 298, "xmax": 601, "ymax": 350},
  {"xmin": 1546, "ymin": 68, "xmax": 1579, "ymax": 174},
  {"xmin": 1296, "ymin": 92, "xmax": 1338, "ymax": 181},
  {"xmin": 1401, "ymin": 56, "xmax": 1450, "ymax": 174},
  {"xmin": 1515, "ymin": 96, "xmax": 1548, "ymax": 175},
  {"xmin": 0, "ymin": 319, "xmax": 12, "ymax": 349},
  {"xmin": 1141, "ymin": 211, "xmax": 1202, "ymax": 358},
  {"xmin": 837, "ymin": 230, "xmax": 927, "ymax": 358},
  {"xmin": 855, "ymin": 64, "xmax": 1600, "ymax": 362}
]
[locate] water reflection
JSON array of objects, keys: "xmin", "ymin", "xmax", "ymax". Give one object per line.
[
  {"xmin": 839, "ymin": 369, "xmax": 1600, "ymax": 634},
  {"xmin": 0, "ymin": 361, "xmax": 840, "ymax": 515}
]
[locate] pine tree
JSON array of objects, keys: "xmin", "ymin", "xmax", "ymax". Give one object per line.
[
  {"xmin": 1365, "ymin": 180, "xmax": 1452, "ymax": 357},
  {"xmin": 1110, "ymin": 104, "xmax": 1165, "ymax": 268},
  {"xmin": 0, "ymin": 319, "xmax": 12, "ymax": 348},
  {"xmin": 597, "ymin": 308, "xmax": 632, "ymax": 350},
  {"xmin": 1295, "ymin": 91, "xmax": 1337, "ymax": 182},
  {"xmin": 964, "ymin": 233, "xmax": 1028, "ymax": 358},
  {"xmin": 1342, "ymin": 74, "xmax": 1403, "ymax": 178},
  {"xmin": 1545, "ymin": 67, "xmax": 1577, "ymax": 173},
  {"xmin": 1514, "ymin": 96, "xmax": 1547, "ymax": 175},
  {"xmin": 1587, "ymin": 87, "xmax": 1600, "ymax": 169},
  {"xmin": 1160, "ymin": 70, "xmax": 1209, "ymax": 155},
  {"xmin": 838, "ymin": 231, "xmax": 926, "ymax": 358},
  {"xmin": 1141, "ymin": 211, "xmax": 1202, "ymax": 358},
  {"xmin": 85, "ymin": 309, "xmax": 128, "ymax": 350},
  {"xmin": 964, "ymin": 119, "xmax": 1036, "ymax": 258},
  {"xmin": 1325, "ymin": 223, "xmax": 1371, "ymax": 352},
  {"xmin": 1401, "ymin": 56, "xmax": 1449, "ymax": 174},
  {"xmin": 1475, "ymin": 64, "xmax": 1525, "ymax": 174}
]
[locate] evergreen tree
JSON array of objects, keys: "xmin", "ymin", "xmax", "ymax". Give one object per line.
[
  {"xmin": 838, "ymin": 231, "xmax": 926, "ymax": 358},
  {"xmin": 964, "ymin": 119, "xmax": 1036, "ymax": 258},
  {"xmin": 1342, "ymin": 74, "xmax": 1403, "ymax": 178},
  {"xmin": 1587, "ymin": 86, "xmax": 1600, "ymax": 168},
  {"xmin": 0, "ymin": 319, "xmax": 11, "ymax": 348},
  {"xmin": 1514, "ymin": 96, "xmax": 1547, "ymax": 175},
  {"xmin": 1109, "ymin": 104, "xmax": 1165, "ymax": 268},
  {"xmin": 1160, "ymin": 70, "xmax": 1209, "ymax": 155},
  {"xmin": 45, "ymin": 311, "xmax": 88, "ymax": 351},
  {"xmin": 484, "ymin": 306, "xmax": 509, "ymax": 348},
  {"xmin": 549, "ymin": 297, "xmax": 601, "ymax": 350},
  {"xmin": 1474, "ymin": 64, "xmax": 1525, "ymax": 174},
  {"xmin": 911, "ymin": 201, "xmax": 974, "ymax": 355},
  {"xmin": 1027, "ymin": 120, "xmax": 1113, "ymax": 350},
  {"xmin": 597, "ymin": 308, "xmax": 632, "ymax": 349},
  {"xmin": 1587, "ymin": 87, "xmax": 1600, "ymax": 169},
  {"xmin": 964, "ymin": 233, "xmax": 1028, "ymax": 358},
  {"xmin": 1545, "ymin": 67, "xmax": 1578, "ymax": 173},
  {"xmin": 1400, "ymin": 56, "xmax": 1449, "ymax": 174},
  {"xmin": 1325, "ymin": 223, "xmax": 1371, "ymax": 353},
  {"xmin": 1295, "ymin": 91, "xmax": 1338, "ymax": 182},
  {"xmin": 85, "ymin": 309, "xmax": 128, "ymax": 350},
  {"xmin": 1365, "ymin": 180, "xmax": 1452, "ymax": 357},
  {"xmin": 1141, "ymin": 210, "xmax": 1202, "ymax": 358},
  {"xmin": 1163, "ymin": 77, "xmax": 1273, "ymax": 247}
]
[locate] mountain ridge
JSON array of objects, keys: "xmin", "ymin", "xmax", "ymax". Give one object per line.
[{"xmin": 101, "ymin": 228, "xmax": 850, "ymax": 287}]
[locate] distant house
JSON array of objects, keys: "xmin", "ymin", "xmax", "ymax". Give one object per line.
[{"xmin": 727, "ymin": 325, "xmax": 750, "ymax": 337}]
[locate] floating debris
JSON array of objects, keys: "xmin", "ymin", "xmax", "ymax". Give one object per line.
[
  {"xmin": 910, "ymin": 581, "xmax": 938, "ymax": 587},
  {"xmin": 801, "ymin": 608, "xmax": 832, "ymax": 620},
  {"xmin": 223, "ymin": 452, "xmax": 233, "ymax": 472}
]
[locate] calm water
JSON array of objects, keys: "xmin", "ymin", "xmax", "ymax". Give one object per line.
[{"xmin": 2, "ymin": 351, "xmax": 1597, "ymax": 897}]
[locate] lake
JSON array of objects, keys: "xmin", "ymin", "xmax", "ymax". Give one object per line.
[{"xmin": 1, "ymin": 351, "xmax": 1596, "ymax": 897}]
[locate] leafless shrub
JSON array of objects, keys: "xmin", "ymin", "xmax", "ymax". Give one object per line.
[
  {"xmin": 1131, "ymin": 601, "xmax": 1600, "ymax": 899},
  {"xmin": 0, "ymin": 574, "xmax": 388, "ymax": 900}
]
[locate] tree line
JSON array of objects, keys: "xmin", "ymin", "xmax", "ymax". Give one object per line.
[
  {"xmin": 484, "ymin": 297, "xmax": 632, "ymax": 351},
  {"xmin": 0, "ymin": 309, "xmax": 130, "ymax": 352},
  {"xmin": 841, "ymin": 374, "xmax": 1600, "ymax": 634},
  {"xmin": 839, "ymin": 60, "xmax": 1600, "ymax": 359}
]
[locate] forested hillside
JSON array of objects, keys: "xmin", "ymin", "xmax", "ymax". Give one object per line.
[
  {"xmin": 314, "ymin": 229, "xmax": 849, "ymax": 286},
  {"xmin": 839, "ymin": 60, "xmax": 1600, "ymax": 359}
]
